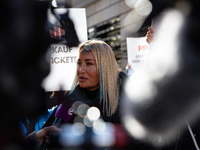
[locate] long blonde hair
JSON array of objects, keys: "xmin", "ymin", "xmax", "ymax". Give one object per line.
[{"xmin": 71, "ymin": 39, "xmax": 119, "ymax": 116}]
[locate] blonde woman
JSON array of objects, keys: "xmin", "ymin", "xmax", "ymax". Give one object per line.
[{"xmin": 67, "ymin": 39, "xmax": 128, "ymax": 123}]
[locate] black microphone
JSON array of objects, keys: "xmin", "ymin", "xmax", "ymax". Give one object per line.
[{"xmin": 40, "ymin": 100, "xmax": 73, "ymax": 150}]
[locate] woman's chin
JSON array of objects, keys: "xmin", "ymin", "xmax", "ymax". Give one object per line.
[{"xmin": 79, "ymin": 84, "xmax": 88, "ymax": 89}]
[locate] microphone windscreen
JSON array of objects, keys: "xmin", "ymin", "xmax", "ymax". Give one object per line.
[{"xmin": 55, "ymin": 101, "xmax": 73, "ymax": 122}]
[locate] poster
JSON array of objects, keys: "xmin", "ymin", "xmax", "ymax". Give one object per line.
[
  {"xmin": 126, "ymin": 37, "xmax": 149, "ymax": 76},
  {"xmin": 42, "ymin": 8, "xmax": 88, "ymax": 91}
]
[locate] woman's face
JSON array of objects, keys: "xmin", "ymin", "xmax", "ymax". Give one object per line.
[{"xmin": 77, "ymin": 49, "xmax": 100, "ymax": 91}]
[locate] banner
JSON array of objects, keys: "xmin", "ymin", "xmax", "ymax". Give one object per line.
[
  {"xmin": 126, "ymin": 37, "xmax": 149, "ymax": 76},
  {"xmin": 42, "ymin": 8, "xmax": 88, "ymax": 91}
]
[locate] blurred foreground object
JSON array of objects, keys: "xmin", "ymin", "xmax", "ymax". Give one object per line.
[
  {"xmin": 0, "ymin": 0, "xmax": 79, "ymax": 149},
  {"xmin": 0, "ymin": 0, "xmax": 51, "ymax": 149},
  {"xmin": 48, "ymin": 123, "xmax": 130, "ymax": 150},
  {"xmin": 121, "ymin": 0, "xmax": 200, "ymax": 147}
]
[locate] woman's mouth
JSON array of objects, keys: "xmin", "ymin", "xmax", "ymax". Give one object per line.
[{"xmin": 79, "ymin": 76, "xmax": 87, "ymax": 81}]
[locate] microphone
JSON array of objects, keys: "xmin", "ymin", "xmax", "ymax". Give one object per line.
[
  {"xmin": 40, "ymin": 100, "xmax": 73, "ymax": 150},
  {"xmin": 53, "ymin": 100, "xmax": 74, "ymax": 127}
]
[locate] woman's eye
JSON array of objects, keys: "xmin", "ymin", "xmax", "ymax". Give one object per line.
[
  {"xmin": 77, "ymin": 62, "xmax": 81, "ymax": 66},
  {"xmin": 87, "ymin": 63, "xmax": 92, "ymax": 66}
]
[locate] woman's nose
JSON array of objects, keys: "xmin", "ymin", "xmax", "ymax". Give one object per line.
[{"xmin": 79, "ymin": 65, "xmax": 86, "ymax": 73}]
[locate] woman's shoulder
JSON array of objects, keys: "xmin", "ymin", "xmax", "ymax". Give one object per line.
[
  {"xmin": 119, "ymin": 71, "xmax": 128, "ymax": 81},
  {"xmin": 118, "ymin": 71, "xmax": 128, "ymax": 92}
]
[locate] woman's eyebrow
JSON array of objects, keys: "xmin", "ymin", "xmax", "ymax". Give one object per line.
[{"xmin": 85, "ymin": 59, "xmax": 95, "ymax": 61}]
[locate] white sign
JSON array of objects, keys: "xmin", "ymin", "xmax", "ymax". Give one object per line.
[
  {"xmin": 126, "ymin": 37, "xmax": 149, "ymax": 76},
  {"xmin": 42, "ymin": 8, "xmax": 88, "ymax": 91}
]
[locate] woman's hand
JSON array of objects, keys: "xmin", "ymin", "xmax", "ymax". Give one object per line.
[
  {"xmin": 36, "ymin": 126, "xmax": 61, "ymax": 144},
  {"xmin": 146, "ymin": 27, "xmax": 154, "ymax": 44}
]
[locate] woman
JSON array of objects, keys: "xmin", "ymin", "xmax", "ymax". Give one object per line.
[{"xmin": 66, "ymin": 39, "xmax": 128, "ymax": 123}]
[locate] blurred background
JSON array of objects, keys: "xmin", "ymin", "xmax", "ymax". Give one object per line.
[{"xmin": 71, "ymin": 0, "xmax": 152, "ymax": 71}]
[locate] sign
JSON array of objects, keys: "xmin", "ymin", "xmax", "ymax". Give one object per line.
[
  {"xmin": 126, "ymin": 37, "xmax": 149, "ymax": 76},
  {"xmin": 42, "ymin": 8, "xmax": 88, "ymax": 91}
]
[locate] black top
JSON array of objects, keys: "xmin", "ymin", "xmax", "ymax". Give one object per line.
[{"xmin": 65, "ymin": 71, "xmax": 128, "ymax": 124}]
